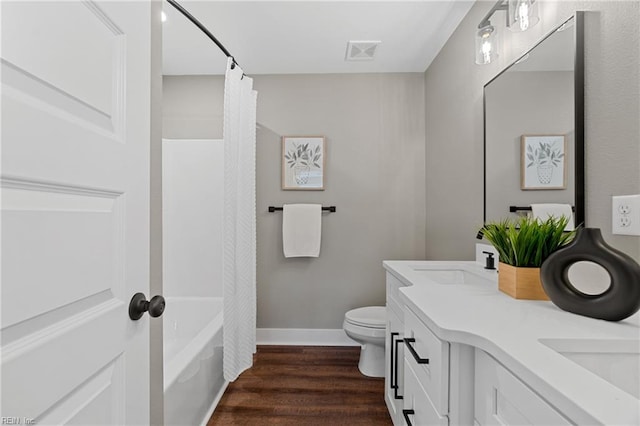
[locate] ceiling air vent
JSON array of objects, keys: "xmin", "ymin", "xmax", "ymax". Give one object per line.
[{"xmin": 345, "ymin": 40, "xmax": 381, "ymax": 61}]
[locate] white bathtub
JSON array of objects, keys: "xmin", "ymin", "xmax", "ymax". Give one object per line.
[{"xmin": 164, "ymin": 297, "xmax": 227, "ymax": 426}]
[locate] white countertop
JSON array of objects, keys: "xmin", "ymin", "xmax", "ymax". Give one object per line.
[{"xmin": 383, "ymin": 260, "xmax": 640, "ymax": 426}]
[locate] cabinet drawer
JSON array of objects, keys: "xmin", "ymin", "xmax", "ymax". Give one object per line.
[
  {"xmin": 474, "ymin": 350, "xmax": 571, "ymax": 426},
  {"xmin": 404, "ymin": 307, "xmax": 449, "ymax": 415},
  {"xmin": 403, "ymin": 360, "xmax": 448, "ymax": 426}
]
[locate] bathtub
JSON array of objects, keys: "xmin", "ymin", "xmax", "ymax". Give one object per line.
[{"xmin": 164, "ymin": 297, "xmax": 227, "ymax": 426}]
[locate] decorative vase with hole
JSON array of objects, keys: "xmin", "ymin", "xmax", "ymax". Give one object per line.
[{"xmin": 540, "ymin": 227, "xmax": 640, "ymax": 321}]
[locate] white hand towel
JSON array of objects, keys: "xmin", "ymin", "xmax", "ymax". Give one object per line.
[
  {"xmin": 530, "ymin": 203, "xmax": 575, "ymax": 231},
  {"xmin": 283, "ymin": 204, "xmax": 322, "ymax": 258}
]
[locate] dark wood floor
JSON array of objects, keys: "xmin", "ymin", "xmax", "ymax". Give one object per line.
[{"xmin": 208, "ymin": 346, "xmax": 392, "ymax": 425}]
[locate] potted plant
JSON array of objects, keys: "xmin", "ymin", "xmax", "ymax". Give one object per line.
[
  {"xmin": 525, "ymin": 141, "xmax": 564, "ymax": 185},
  {"xmin": 284, "ymin": 142, "xmax": 322, "ymax": 185},
  {"xmin": 479, "ymin": 216, "xmax": 575, "ymax": 300}
]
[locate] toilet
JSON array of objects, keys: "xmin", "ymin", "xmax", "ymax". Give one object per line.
[{"xmin": 343, "ymin": 306, "xmax": 386, "ymax": 377}]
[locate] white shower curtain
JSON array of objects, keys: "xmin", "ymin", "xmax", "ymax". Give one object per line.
[{"xmin": 223, "ymin": 57, "xmax": 257, "ymax": 382}]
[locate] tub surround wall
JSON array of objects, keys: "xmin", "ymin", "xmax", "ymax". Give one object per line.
[
  {"xmin": 163, "ymin": 73, "xmax": 427, "ymax": 330},
  {"xmin": 425, "ymin": 0, "xmax": 640, "ymax": 260},
  {"xmin": 162, "ymin": 139, "xmax": 224, "ymax": 298}
]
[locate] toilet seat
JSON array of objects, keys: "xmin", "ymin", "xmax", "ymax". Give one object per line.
[{"xmin": 344, "ymin": 306, "xmax": 386, "ymax": 328}]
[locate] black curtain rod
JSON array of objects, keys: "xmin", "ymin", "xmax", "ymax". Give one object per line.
[{"xmin": 165, "ymin": 0, "xmax": 241, "ymax": 70}]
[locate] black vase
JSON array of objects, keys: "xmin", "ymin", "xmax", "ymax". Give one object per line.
[{"xmin": 540, "ymin": 227, "xmax": 640, "ymax": 321}]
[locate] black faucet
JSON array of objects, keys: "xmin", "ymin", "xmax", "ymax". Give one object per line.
[{"xmin": 482, "ymin": 251, "xmax": 496, "ymax": 270}]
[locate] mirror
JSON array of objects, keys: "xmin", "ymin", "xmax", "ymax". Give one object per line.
[{"xmin": 484, "ymin": 13, "xmax": 584, "ymax": 225}]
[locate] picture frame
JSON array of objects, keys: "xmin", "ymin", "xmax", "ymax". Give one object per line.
[
  {"xmin": 282, "ymin": 136, "xmax": 325, "ymax": 190},
  {"xmin": 521, "ymin": 135, "xmax": 567, "ymax": 190}
]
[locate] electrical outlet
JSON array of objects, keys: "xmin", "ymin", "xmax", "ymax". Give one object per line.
[{"xmin": 612, "ymin": 194, "xmax": 640, "ymax": 235}]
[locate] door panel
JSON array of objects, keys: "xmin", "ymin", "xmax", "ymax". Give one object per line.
[
  {"xmin": 2, "ymin": 182, "xmax": 122, "ymax": 328},
  {"xmin": 1, "ymin": 1, "xmax": 123, "ymax": 126},
  {"xmin": 1, "ymin": 1, "xmax": 151, "ymax": 424}
]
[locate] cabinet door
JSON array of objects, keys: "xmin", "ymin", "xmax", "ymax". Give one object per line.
[
  {"xmin": 403, "ymin": 361, "xmax": 448, "ymax": 426},
  {"xmin": 386, "ymin": 305, "xmax": 405, "ymax": 425},
  {"xmin": 404, "ymin": 307, "xmax": 450, "ymax": 415},
  {"xmin": 474, "ymin": 350, "xmax": 571, "ymax": 426}
]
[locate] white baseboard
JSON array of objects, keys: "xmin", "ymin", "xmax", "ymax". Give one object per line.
[{"xmin": 256, "ymin": 328, "xmax": 360, "ymax": 346}]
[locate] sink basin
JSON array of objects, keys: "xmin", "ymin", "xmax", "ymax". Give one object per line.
[
  {"xmin": 539, "ymin": 338, "xmax": 640, "ymax": 400},
  {"xmin": 411, "ymin": 267, "xmax": 492, "ymax": 285}
]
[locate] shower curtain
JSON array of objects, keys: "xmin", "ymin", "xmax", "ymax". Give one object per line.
[{"xmin": 223, "ymin": 57, "xmax": 257, "ymax": 382}]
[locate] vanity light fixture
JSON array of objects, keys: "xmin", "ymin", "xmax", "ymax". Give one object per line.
[
  {"xmin": 475, "ymin": 25, "xmax": 498, "ymax": 65},
  {"xmin": 475, "ymin": 0, "xmax": 540, "ymax": 65}
]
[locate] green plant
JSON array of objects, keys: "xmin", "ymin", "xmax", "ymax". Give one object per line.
[
  {"xmin": 479, "ymin": 216, "xmax": 575, "ymax": 267},
  {"xmin": 526, "ymin": 141, "xmax": 564, "ymax": 168},
  {"xmin": 284, "ymin": 142, "xmax": 321, "ymax": 169}
]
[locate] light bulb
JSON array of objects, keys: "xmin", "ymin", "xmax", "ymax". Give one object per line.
[
  {"xmin": 482, "ymin": 38, "xmax": 493, "ymax": 64},
  {"xmin": 476, "ymin": 25, "xmax": 496, "ymax": 65},
  {"xmin": 516, "ymin": 0, "xmax": 531, "ymax": 31}
]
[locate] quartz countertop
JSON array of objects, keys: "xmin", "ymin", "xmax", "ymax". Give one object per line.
[{"xmin": 383, "ymin": 260, "xmax": 640, "ymax": 426}]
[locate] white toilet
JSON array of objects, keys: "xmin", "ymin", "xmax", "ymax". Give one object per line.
[{"xmin": 343, "ymin": 306, "xmax": 386, "ymax": 377}]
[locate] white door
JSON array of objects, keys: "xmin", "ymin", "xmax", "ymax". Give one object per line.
[{"xmin": 1, "ymin": 1, "xmax": 152, "ymax": 424}]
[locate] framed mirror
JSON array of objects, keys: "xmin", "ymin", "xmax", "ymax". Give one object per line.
[{"xmin": 484, "ymin": 12, "xmax": 584, "ymax": 225}]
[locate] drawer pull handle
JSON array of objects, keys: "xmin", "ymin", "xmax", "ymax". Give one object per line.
[
  {"xmin": 404, "ymin": 338, "xmax": 430, "ymax": 364},
  {"xmin": 402, "ymin": 409, "xmax": 415, "ymax": 426},
  {"xmin": 390, "ymin": 332, "xmax": 399, "ymax": 392},
  {"xmin": 393, "ymin": 335, "xmax": 404, "ymax": 400}
]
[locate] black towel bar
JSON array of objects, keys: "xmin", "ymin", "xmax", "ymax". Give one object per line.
[
  {"xmin": 510, "ymin": 205, "xmax": 575, "ymax": 213},
  {"xmin": 268, "ymin": 206, "xmax": 336, "ymax": 213}
]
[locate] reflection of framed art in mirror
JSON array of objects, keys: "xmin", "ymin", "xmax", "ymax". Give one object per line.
[{"xmin": 521, "ymin": 135, "xmax": 566, "ymax": 190}]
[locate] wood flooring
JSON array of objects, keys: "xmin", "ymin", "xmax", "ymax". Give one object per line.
[{"xmin": 208, "ymin": 346, "xmax": 393, "ymax": 425}]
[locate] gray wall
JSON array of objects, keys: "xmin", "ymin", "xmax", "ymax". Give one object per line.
[
  {"xmin": 163, "ymin": 75, "xmax": 224, "ymax": 139},
  {"xmin": 485, "ymin": 71, "xmax": 575, "ymax": 222},
  {"xmin": 425, "ymin": 1, "xmax": 640, "ymax": 261},
  {"xmin": 163, "ymin": 73, "xmax": 426, "ymax": 329}
]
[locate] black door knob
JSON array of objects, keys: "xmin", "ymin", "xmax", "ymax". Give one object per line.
[{"xmin": 129, "ymin": 293, "xmax": 166, "ymax": 320}]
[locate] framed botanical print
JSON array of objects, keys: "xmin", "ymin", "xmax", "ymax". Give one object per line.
[{"xmin": 282, "ymin": 136, "xmax": 325, "ymax": 190}]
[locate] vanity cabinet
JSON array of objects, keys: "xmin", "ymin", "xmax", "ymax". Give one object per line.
[
  {"xmin": 384, "ymin": 260, "xmax": 640, "ymax": 425},
  {"xmin": 385, "ymin": 273, "xmax": 406, "ymax": 425},
  {"xmin": 386, "ymin": 272, "xmax": 473, "ymax": 426},
  {"xmin": 474, "ymin": 350, "xmax": 571, "ymax": 426},
  {"xmin": 402, "ymin": 307, "xmax": 449, "ymax": 426}
]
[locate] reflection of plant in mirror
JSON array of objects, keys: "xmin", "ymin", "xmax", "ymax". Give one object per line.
[
  {"xmin": 526, "ymin": 141, "xmax": 564, "ymax": 168},
  {"xmin": 284, "ymin": 142, "xmax": 322, "ymax": 169}
]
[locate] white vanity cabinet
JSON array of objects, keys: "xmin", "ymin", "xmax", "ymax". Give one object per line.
[
  {"xmin": 383, "ymin": 261, "xmax": 640, "ymax": 426},
  {"xmin": 474, "ymin": 350, "xmax": 571, "ymax": 426},
  {"xmin": 386, "ymin": 271, "xmax": 474, "ymax": 426},
  {"xmin": 402, "ymin": 307, "xmax": 450, "ymax": 426},
  {"xmin": 385, "ymin": 272, "xmax": 406, "ymax": 425}
]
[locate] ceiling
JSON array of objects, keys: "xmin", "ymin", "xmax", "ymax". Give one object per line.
[{"xmin": 162, "ymin": 1, "xmax": 476, "ymax": 75}]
